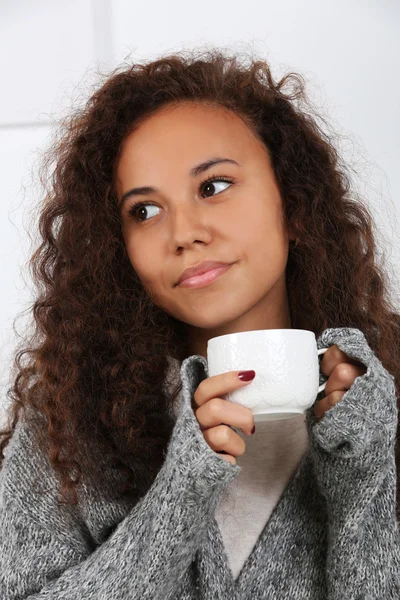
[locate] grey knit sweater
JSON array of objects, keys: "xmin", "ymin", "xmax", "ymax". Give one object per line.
[{"xmin": 1, "ymin": 327, "xmax": 399, "ymax": 599}]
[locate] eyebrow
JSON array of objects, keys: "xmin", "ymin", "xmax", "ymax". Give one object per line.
[{"xmin": 118, "ymin": 156, "xmax": 240, "ymax": 209}]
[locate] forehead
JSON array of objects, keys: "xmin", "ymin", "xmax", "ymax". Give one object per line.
[
  {"xmin": 115, "ymin": 103, "xmax": 265, "ymax": 178},
  {"xmin": 127, "ymin": 101, "xmax": 252, "ymax": 139}
]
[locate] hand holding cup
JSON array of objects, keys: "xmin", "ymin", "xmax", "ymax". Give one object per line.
[{"xmin": 192, "ymin": 369, "xmax": 256, "ymax": 465}]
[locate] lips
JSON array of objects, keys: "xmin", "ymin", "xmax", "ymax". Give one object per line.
[{"xmin": 176, "ymin": 260, "xmax": 231, "ymax": 286}]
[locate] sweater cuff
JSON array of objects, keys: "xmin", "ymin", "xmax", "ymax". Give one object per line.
[
  {"xmin": 305, "ymin": 327, "xmax": 398, "ymax": 464},
  {"xmin": 164, "ymin": 354, "xmax": 241, "ymax": 491}
]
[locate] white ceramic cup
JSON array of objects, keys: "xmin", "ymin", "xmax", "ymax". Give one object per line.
[{"xmin": 207, "ymin": 329, "xmax": 328, "ymax": 422}]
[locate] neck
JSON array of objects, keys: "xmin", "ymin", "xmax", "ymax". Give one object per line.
[{"xmin": 185, "ymin": 298, "xmax": 292, "ymax": 360}]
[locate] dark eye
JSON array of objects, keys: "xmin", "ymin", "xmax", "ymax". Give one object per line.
[
  {"xmin": 127, "ymin": 175, "xmax": 234, "ymax": 224},
  {"xmin": 127, "ymin": 201, "xmax": 160, "ymax": 224},
  {"xmin": 200, "ymin": 175, "xmax": 233, "ymax": 198}
]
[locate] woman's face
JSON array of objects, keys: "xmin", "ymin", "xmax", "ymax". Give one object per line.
[{"xmin": 114, "ymin": 102, "xmax": 294, "ymax": 357}]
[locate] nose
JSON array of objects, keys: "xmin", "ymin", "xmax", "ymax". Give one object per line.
[{"xmin": 168, "ymin": 201, "xmax": 211, "ymax": 250}]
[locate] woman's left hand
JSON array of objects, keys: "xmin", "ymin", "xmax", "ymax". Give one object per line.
[{"xmin": 314, "ymin": 344, "xmax": 368, "ymax": 419}]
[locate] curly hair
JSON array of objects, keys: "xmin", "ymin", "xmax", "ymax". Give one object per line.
[{"xmin": 1, "ymin": 47, "xmax": 399, "ymax": 518}]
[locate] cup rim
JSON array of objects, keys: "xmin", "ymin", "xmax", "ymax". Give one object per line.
[{"xmin": 207, "ymin": 328, "xmax": 315, "ymax": 346}]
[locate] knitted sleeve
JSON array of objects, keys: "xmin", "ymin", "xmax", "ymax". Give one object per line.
[
  {"xmin": 0, "ymin": 355, "xmax": 241, "ymax": 600},
  {"xmin": 305, "ymin": 327, "xmax": 400, "ymax": 599}
]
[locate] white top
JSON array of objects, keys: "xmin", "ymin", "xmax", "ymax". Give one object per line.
[
  {"xmin": 214, "ymin": 416, "xmax": 309, "ymax": 579},
  {"xmin": 166, "ymin": 357, "xmax": 310, "ymax": 580}
]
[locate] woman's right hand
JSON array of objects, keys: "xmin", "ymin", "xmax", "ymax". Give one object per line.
[{"xmin": 192, "ymin": 370, "xmax": 256, "ymax": 465}]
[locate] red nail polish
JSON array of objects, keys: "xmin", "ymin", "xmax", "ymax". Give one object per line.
[
  {"xmin": 238, "ymin": 370, "xmax": 256, "ymax": 381},
  {"xmin": 251, "ymin": 425, "xmax": 256, "ymax": 434}
]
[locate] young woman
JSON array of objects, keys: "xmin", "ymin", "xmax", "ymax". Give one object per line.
[{"xmin": 1, "ymin": 48, "xmax": 399, "ymax": 599}]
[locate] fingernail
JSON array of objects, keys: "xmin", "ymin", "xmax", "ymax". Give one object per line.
[
  {"xmin": 238, "ymin": 370, "xmax": 256, "ymax": 381},
  {"xmin": 251, "ymin": 425, "xmax": 256, "ymax": 434}
]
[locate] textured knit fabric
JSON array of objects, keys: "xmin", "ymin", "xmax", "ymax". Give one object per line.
[
  {"xmin": 0, "ymin": 327, "xmax": 399, "ymax": 599},
  {"xmin": 166, "ymin": 356, "xmax": 310, "ymax": 581},
  {"xmin": 215, "ymin": 415, "xmax": 309, "ymax": 580}
]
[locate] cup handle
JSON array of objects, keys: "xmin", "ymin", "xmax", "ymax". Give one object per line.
[{"xmin": 317, "ymin": 347, "xmax": 329, "ymax": 393}]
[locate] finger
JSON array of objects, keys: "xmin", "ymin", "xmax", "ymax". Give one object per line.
[
  {"xmin": 320, "ymin": 344, "xmax": 367, "ymax": 378},
  {"xmin": 193, "ymin": 370, "xmax": 255, "ymax": 408},
  {"xmin": 314, "ymin": 390, "xmax": 346, "ymax": 419},
  {"xmin": 195, "ymin": 397, "xmax": 254, "ymax": 435},
  {"xmin": 217, "ymin": 453, "xmax": 237, "ymax": 465},
  {"xmin": 203, "ymin": 424, "xmax": 247, "ymax": 457},
  {"xmin": 324, "ymin": 362, "xmax": 367, "ymax": 397}
]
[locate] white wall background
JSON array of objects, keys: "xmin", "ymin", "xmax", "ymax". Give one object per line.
[{"xmin": 1, "ymin": 0, "xmax": 399, "ymax": 423}]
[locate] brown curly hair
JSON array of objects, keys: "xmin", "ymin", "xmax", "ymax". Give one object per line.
[{"xmin": 1, "ymin": 47, "xmax": 399, "ymax": 518}]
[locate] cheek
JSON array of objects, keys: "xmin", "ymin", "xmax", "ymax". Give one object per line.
[
  {"xmin": 125, "ymin": 238, "xmax": 157, "ymax": 286},
  {"xmin": 125, "ymin": 240, "xmax": 172, "ymax": 306},
  {"xmin": 234, "ymin": 205, "xmax": 288, "ymax": 269}
]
